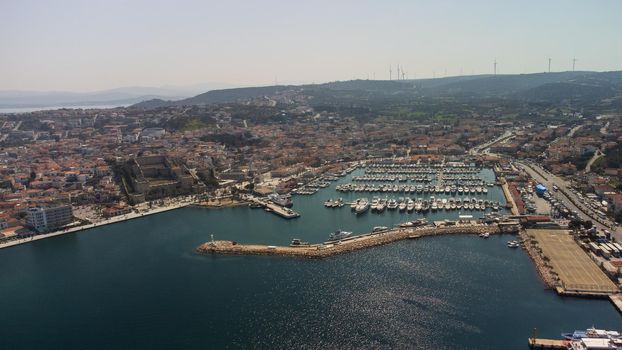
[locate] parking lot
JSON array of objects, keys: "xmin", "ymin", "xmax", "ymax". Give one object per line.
[{"xmin": 529, "ymin": 229, "xmax": 618, "ymax": 294}]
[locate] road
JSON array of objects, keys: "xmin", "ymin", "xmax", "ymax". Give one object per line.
[
  {"xmin": 470, "ymin": 130, "xmax": 514, "ymax": 155},
  {"xmin": 585, "ymin": 149, "xmax": 604, "ymax": 173},
  {"xmin": 517, "ymin": 161, "xmax": 621, "ymax": 239},
  {"xmin": 567, "ymin": 124, "xmax": 583, "ymax": 137}
]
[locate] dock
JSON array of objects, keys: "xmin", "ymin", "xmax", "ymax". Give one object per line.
[
  {"xmin": 197, "ymin": 224, "xmax": 500, "ymax": 258},
  {"xmin": 528, "ymin": 338, "xmax": 568, "ymax": 349},
  {"xmin": 527, "ymin": 229, "xmax": 618, "ymax": 296},
  {"xmin": 609, "ymin": 294, "xmax": 622, "ymax": 313},
  {"xmin": 248, "ymin": 197, "xmax": 300, "ymax": 219}
]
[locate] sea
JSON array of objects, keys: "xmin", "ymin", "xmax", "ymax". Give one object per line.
[{"xmin": 0, "ymin": 168, "xmax": 619, "ymax": 349}]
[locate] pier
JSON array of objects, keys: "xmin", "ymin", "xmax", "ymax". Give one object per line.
[
  {"xmin": 197, "ymin": 223, "xmax": 501, "ymax": 258},
  {"xmin": 609, "ymin": 294, "xmax": 622, "ymax": 313},
  {"xmin": 247, "ymin": 196, "xmax": 300, "ymax": 219},
  {"xmin": 528, "ymin": 338, "xmax": 568, "ymax": 349}
]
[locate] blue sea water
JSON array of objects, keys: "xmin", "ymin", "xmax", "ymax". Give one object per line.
[{"xmin": 0, "ymin": 169, "xmax": 619, "ymax": 349}]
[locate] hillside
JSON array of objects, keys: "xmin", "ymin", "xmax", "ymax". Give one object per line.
[{"xmin": 131, "ymin": 71, "xmax": 622, "ymax": 109}]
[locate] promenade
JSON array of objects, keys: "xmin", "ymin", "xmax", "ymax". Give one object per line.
[{"xmin": 0, "ymin": 202, "xmax": 191, "ymax": 250}]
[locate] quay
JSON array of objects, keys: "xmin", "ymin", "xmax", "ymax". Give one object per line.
[
  {"xmin": 196, "ymin": 223, "xmax": 501, "ymax": 258},
  {"xmin": 609, "ymin": 294, "xmax": 622, "ymax": 313},
  {"xmin": 526, "ymin": 229, "xmax": 618, "ymax": 296},
  {"xmin": 247, "ymin": 196, "xmax": 300, "ymax": 219},
  {"xmin": 528, "ymin": 338, "xmax": 568, "ymax": 349}
]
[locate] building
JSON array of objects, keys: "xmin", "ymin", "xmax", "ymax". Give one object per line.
[{"xmin": 26, "ymin": 205, "xmax": 73, "ymax": 232}]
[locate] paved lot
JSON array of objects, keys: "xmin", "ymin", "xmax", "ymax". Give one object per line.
[{"xmin": 529, "ymin": 229, "xmax": 617, "ymax": 293}]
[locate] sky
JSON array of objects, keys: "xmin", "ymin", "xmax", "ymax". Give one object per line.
[{"xmin": 1, "ymin": 0, "xmax": 622, "ymax": 92}]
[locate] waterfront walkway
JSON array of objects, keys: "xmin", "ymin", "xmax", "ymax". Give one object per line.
[
  {"xmin": 197, "ymin": 224, "xmax": 500, "ymax": 258},
  {"xmin": 0, "ymin": 202, "xmax": 191, "ymax": 250}
]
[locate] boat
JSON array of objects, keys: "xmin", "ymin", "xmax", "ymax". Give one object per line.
[
  {"xmin": 377, "ymin": 198, "xmax": 386, "ymax": 212},
  {"xmin": 373, "ymin": 226, "xmax": 389, "ymax": 232},
  {"xmin": 387, "ymin": 199, "xmax": 398, "ymax": 210},
  {"xmin": 561, "ymin": 327, "xmax": 622, "ymax": 350},
  {"xmin": 324, "ymin": 199, "xmax": 334, "ymax": 208},
  {"xmin": 370, "ymin": 197, "xmax": 379, "ymax": 212},
  {"xmin": 400, "ymin": 219, "xmax": 428, "ymax": 228},
  {"xmin": 479, "ymin": 232, "xmax": 490, "ymax": 238},
  {"xmin": 398, "ymin": 200, "xmax": 407, "ymax": 212},
  {"xmin": 328, "ymin": 230, "xmax": 352, "ymax": 241},
  {"xmin": 355, "ymin": 199, "xmax": 370, "ymax": 215},
  {"xmin": 507, "ymin": 240, "xmax": 519, "ymax": 248},
  {"xmin": 290, "ymin": 238, "xmax": 310, "ymax": 246},
  {"xmin": 268, "ymin": 194, "xmax": 293, "ymax": 207},
  {"xmin": 406, "ymin": 199, "xmax": 415, "ymax": 212},
  {"xmin": 351, "ymin": 198, "xmax": 361, "ymax": 211}
]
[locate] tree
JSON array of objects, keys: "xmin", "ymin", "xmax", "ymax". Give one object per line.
[{"xmin": 583, "ymin": 220, "xmax": 593, "ymax": 230}]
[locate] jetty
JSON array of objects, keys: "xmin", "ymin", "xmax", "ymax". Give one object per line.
[
  {"xmin": 196, "ymin": 223, "xmax": 500, "ymax": 258},
  {"xmin": 528, "ymin": 338, "xmax": 568, "ymax": 349},
  {"xmin": 609, "ymin": 294, "xmax": 622, "ymax": 313},
  {"xmin": 247, "ymin": 196, "xmax": 300, "ymax": 219}
]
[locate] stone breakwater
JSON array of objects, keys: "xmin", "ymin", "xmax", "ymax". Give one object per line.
[{"xmin": 196, "ymin": 224, "xmax": 501, "ymax": 258}]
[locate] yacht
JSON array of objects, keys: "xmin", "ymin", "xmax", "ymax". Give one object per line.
[
  {"xmin": 351, "ymin": 198, "xmax": 361, "ymax": 211},
  {"xmin": 370, "ymin": 197, "xmax": 379, "ymax": 212},
  {"xmin": 377, "ymin": 198, "xmax": 387, "ymax": 213},
  {"xmin": 355, "ymin": 199, "xmax": 370, "ymax": 215},
  {"xmin": 329, "ymin": 230, "xmax": 352, "ymax": 241},
  {"xmin": 387, "ymin": 199, "xmax": 398, "ymax": 210},
  {"xmin": 406, "ymin": 198, "xmax": 415, "ymax": 212},
  {"xmin": 398, "ymin": 199, "xmax": 407, "ymax": 212}
]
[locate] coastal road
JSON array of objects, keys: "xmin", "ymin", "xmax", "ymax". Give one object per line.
[{"xmin": 517, "ymin": 161, "xmax": 621, "ymax": 239}]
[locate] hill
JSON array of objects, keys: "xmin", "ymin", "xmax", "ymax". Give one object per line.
[{"xmin": 130, "ymin": 71, "xmax": 622, "ymax": 109}]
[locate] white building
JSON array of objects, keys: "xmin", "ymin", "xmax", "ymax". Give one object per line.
[{"xmin": 26, "ymin": 205, "xmax": 73, "ymax": 232}]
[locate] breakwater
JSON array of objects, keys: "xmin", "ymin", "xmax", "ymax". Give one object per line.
[{"xmin": 196, "ymin": 223, "xmax": 500, "ymax": 258}]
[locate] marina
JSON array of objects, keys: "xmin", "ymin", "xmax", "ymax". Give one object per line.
[
  {"xmin": 1, "ymin": 198, "xmax": 621, "ymax": 349},
  {"xmin": 1, "ymin": 161, "xmax": 621, "ymax": 349}
]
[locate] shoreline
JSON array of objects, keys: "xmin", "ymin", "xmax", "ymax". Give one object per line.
[
  {"xmin": 0, "ymin": 202, "xmax": 191, "ymax": 250},
  {"xmin": 519, "ymin": 229, "xmax": 559, "ymax": 289}
]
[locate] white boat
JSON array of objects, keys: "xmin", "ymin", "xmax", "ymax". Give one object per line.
[
  {"xmin": 398, "ymin": 200, "xmax": 407, "ymax": 211},
  {"xmin": 406, "ymin": 199, "xmax": 415, "ymax": 212},
  {"xmin": 479, "ymin": 232, "xmax": 490, "ymax": 238},
  {"xmin": 387, "ymin": 199, "xmax": 398, "ymax": 210},
  {"xmin": 329, "ymin": 230, "xmax": 352, "ymax": 241},
  {"xmin": 355, "ymin": 199, "xmax": 370, "ymax": 215}
]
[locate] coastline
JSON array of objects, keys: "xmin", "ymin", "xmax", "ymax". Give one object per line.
[
  {"xmin": 0, "ymin": 202, "xmax": 191, "ymax": 250},
  {"xmin": 519, "ymin": 229, "xmax": 559, "ymax": 289}
]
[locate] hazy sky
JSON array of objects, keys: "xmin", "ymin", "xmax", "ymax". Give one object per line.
[{"xmin": 1, "ymin": 0, "xmax": 622, "ymax": 91}]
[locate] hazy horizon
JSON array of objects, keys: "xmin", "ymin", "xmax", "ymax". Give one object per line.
[{"xmin": 2, "ymin": 0, "xmax": 622, "ymax": 92}]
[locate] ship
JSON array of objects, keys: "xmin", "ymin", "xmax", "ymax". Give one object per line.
[
  {"xmin": 268, "ymin": 194, "xmax": 293, "ymax": 208},
  {"xmin": 560, "ymin": 327, "xmax": 622, "ymax": 350}
]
